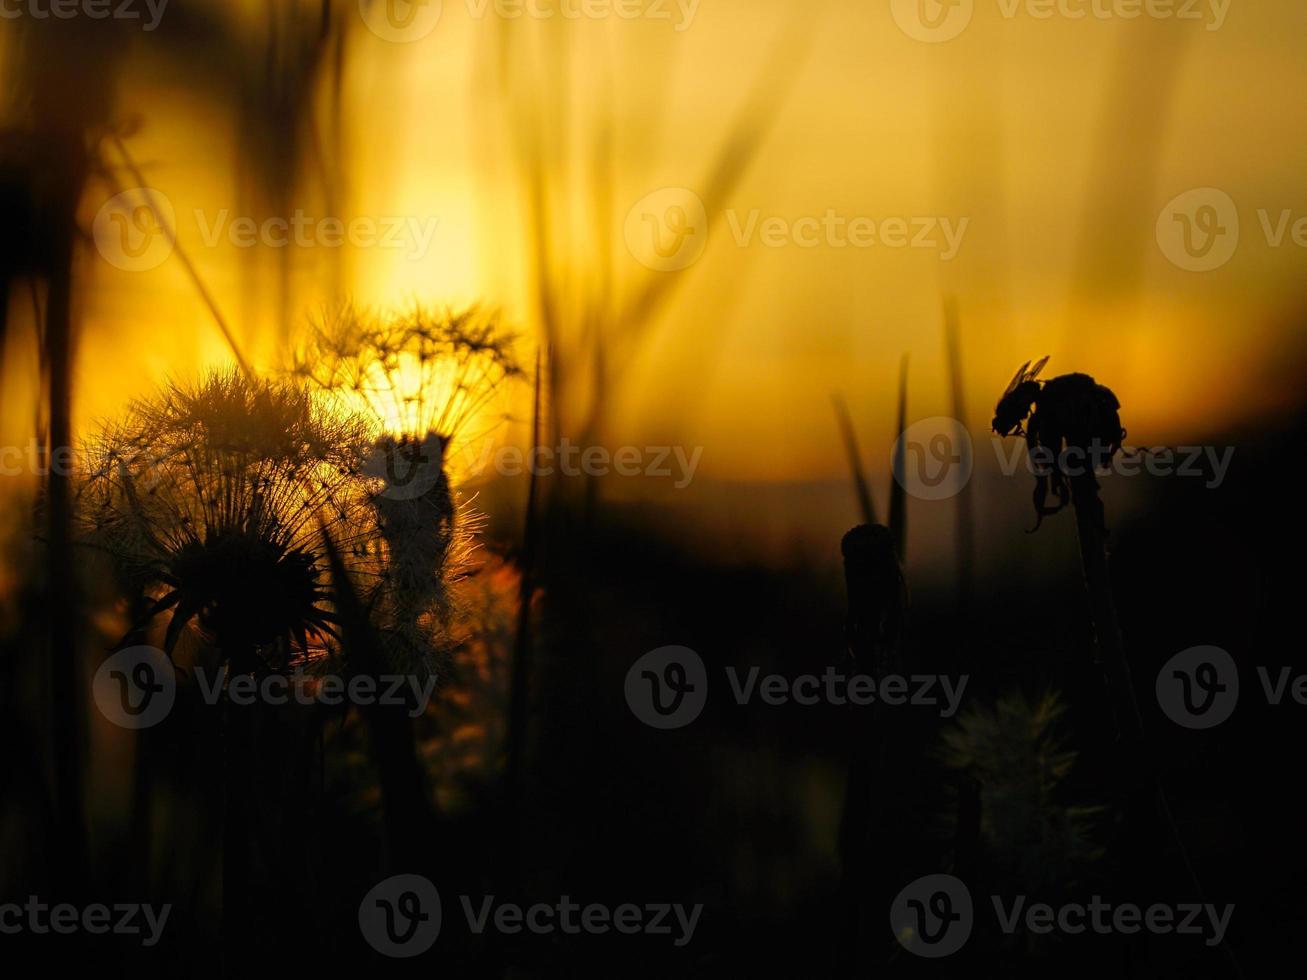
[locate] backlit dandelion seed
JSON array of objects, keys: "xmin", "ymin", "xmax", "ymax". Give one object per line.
[
  {"xmin": 288, "ymin": 303, "xmax": 522, "ymax": 674},
  {"xmin": 77, "ymin": 370, "xmax": 381, "ymax": 675},
  {"xmin": 289, "ymin": 303, "xmax": 523, "ymax": 476}
]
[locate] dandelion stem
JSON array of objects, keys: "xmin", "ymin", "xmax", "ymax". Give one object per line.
[
  {"xmin": 46, "ymin": 165, "xmax": 87, "ymax": 894},
  {"xmin": 505, "ymin": 347, "xmax": 543, "ymax": 886},
  {"xmin": 109, "ymin": 136, "xmax": 253, "ymax": 378},
  {"xmin": 1069, "ymin": 476, "xmax": 1143, "ymax": 745},
  {"xmin": 1070, "ymin": 474, "xmax": 1246, "ymax": 980}
]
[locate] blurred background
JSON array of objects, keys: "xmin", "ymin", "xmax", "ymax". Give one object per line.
[{"xmin": 3, "ymin": 1, "xmax": 1305, "ymax": 557}]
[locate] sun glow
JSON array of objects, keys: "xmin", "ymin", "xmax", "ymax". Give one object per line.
[{"xmin": 288, "ymin": 305, "xmax": 524, "ymax": 487}]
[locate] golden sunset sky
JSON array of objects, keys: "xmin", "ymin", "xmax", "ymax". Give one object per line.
[{"xmin": 4, "ymin": 0, "xmax": 1305, "ymax": 495}]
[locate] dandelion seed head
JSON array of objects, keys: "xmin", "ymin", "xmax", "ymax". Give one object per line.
[
  {"xmin": 288, "ymin": 302, "xmax": 523, "ymax": 484},
  {"xmin": 77, "ymin": 370, "xmax": 382, "ymax": 671}
]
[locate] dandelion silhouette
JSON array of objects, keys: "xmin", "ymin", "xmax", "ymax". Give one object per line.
[
  {"xmin": 289, "ymin": 302, "xmax": 522, "ymax": 463},
  {"xmin": 988, "ymin": 360, "xmax": 1241, "ymax": 973},
  {"xmin": 79, "ymin": 370, "xmax": 378, "ymax": 675},
  {"xmin": 289, "ymin": 303, "xmax": 521, "ymax": 671},
  {"xmin": 990, "ymin": 357, "xmax": 1141, "ymax": 751},
  {"xmin": 990, "ymin": 359, "xmax": 1137, "ymax": 733}
]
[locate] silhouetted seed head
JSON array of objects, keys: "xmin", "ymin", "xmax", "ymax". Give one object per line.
[
  {"xmin": 78, "ymin": 370, "xmax": 380, "ymax": 673},
  {"xmin": 287, "ymin": 304, "xmax": 521, "ymax": 675},
  {"xmin": 289, "ymin": 302, "xmax": 523, "ymax": 451}
]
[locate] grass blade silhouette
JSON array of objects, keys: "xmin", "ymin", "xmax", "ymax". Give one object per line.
[
  {"xmin": 831, "ymin": 394, "xmax": 877, "ymax": 526},
  {"xmin": 888, "ymin": 355, "xmax": 909, "ymax": 562},
  {"xmin": 943, "ymin": 297, "xmax": 974, "ymax": 611}
]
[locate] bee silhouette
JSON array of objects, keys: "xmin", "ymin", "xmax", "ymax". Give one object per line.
[{"xmin": 992, "ymin": 357, "xmax": 1127, "ymax": 531}]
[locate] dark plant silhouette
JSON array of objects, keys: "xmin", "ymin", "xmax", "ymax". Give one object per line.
[
  {"xmin": 288, "ymin": 303, "xmax": 521, "ymax": 669},
  {"xmin": 839, "ymin": 523, "xmax": 909, "ymax": 970},
  {"xmin": 75, "ymin": 369, "xmax": 391, "ymax": 954},
  {"xmin": 992, "ymin": 360, "xmax": 1245, "ymax": 977},
  {"xmin": 991, "ymin": 358, "xmax": 1143, "ymax": 755},
  {"xmin": 992, "ymin": 356, "xmax": 1127, "ymax": 531},
  {"xmin": 79, "ymin": 370, "xmax": 377, "ymax": 673},
  {"xmin": 937, "ymin": 691, "xmax": 1105, "ymax": 897}
]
